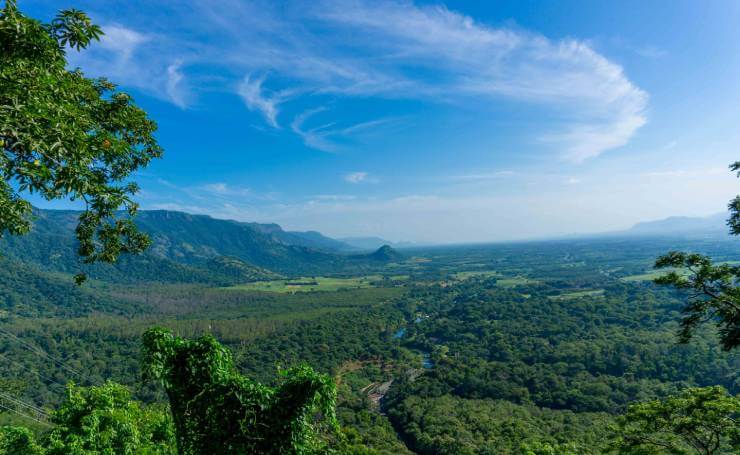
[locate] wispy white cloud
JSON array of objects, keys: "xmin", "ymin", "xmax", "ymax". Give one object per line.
[
  {"xmin": 200, "ymin": 182, "xmax": 251, "ymax": 197},
  {"xmin": 96, "ymin": 24, "xmax": 148, "ymax": 61},
  {"xmin": 641, "ymin": 167, "xmax": 726, "ymax": 178},
  {"xmin": 69, "ymin": 23, "xmax": 191, "ymax": 107},
  {"xmin": 290, "ymin": 107, "xmax": 397, "ymax": 152},
  {"xmin": 71, "ymin": 0, "xmax": 648, "ymax": 159},
  {"xmin": 449, "ymin": 170, "xmax": 515, "ymax": 181},
  {"xmin": 312, "ymin": 194, "xmax": 357, "ymax": 201},
  {"xmin": 290, "ymin": 107, "xmax": 336, "ymax": 151},
  {"xmin": 344, "ymin": 171, "xmax": 377, "ymax": 184},
  {"xmin": 238, "ymin": 75, "xmax": 283, "ymax": 128},
  {"xmin": 308, "ymin": 1, "xmax": 647, "ymax": 160},
  {"xmin": 166, "ymin": 61, "xmax": 188, "ymax": 108}
]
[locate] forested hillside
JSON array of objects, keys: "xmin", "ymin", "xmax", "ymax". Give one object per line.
[{"xmin": 0, "ymin": 208, "xmax": 401, "ymax": 285}]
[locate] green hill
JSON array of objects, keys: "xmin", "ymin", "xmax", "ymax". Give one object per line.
[
  {"xmin": 0, "ymin": 209, "xmax": 386, "ymax": 284},
  {"xmin": 367, "ymin": 245, "xmax": 404, "ymax": 262}
]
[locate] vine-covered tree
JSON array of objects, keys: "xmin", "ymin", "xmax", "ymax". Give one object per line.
[
  {"xmin": 610, "ymin": 386, "xmax": 739, "ymax": 454},
  {"xmin": 0, "ymin": 1, "xmax": 162, "ymax": 283},
  {"xmin": 655, "ymin": 162, "xmax": 740, "ymax": 350},
  {"xmin": 141, "ymin": 328, "xmax": 341, "ymax": 454},
  {"xmin": 1, "ymin": 330, "xmax": 344, "ymax": 454}
]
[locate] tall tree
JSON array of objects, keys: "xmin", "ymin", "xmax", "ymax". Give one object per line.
[
  {"xmin": 0, "ymin": 1, "xmax": 162, "ymax": 282},
  {"xmin": 141, "ymin": 328, "xmax": 340, "ymax": 454},
  {"xmin": 654, "ymin": 163, "xmax": 740, "ymax": 350},
  {"xmin": 610, "ymin": 386, "xmax": 739, "ymax": 454}
]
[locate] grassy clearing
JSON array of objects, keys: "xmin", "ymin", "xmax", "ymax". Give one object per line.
[
  {"xmin": 621, "ymin": 268, "xmax": 692, "ymax": 282},
  {"xmin": 454, "ymin": 270, "xmax": 499, "ymax": 280},
  {"xmin": 548, "ymin": 289, "xmax": 605, "ymax": 301},
  {"xmin": 389, "ymin": 274, "xmax": 410, "ymax": 281},
  {"xmin": 621, "ymin": 271, "xmax": 667, "ymax": 282},
  {"xmin": 620, "ymin": 262, "xmax": 740, "ymax": 283},
  {"xmin": 496, "ymin": 276, "xmax": 539, "ymax": 288},
  {"xmin": 221, "ymin": 275, "xmax": 383, "ymax": 293}
]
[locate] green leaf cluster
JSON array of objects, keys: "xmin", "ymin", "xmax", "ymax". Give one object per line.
[
  {"xmin": 654, "ymin": 252, "xmax": 740, "ymax": 350},
  {"xmin": 0, "ymin": 382, "xmax": 175, "ymax": 455},
  {"xmin": 610, "ymin": 386, "xmax": 739, "ymax": 454},
  {"xmin": 0, "ymin": 1, "xmax": 162, "ymax": 281}
]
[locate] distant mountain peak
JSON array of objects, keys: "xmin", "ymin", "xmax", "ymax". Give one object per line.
[
  {"xmin": 627, "ymin": 212, "xmax": 727, "ymax": 236},
  {"xmin": 368, "ymin": 245, "xmax": 403, "ymax": 262}
]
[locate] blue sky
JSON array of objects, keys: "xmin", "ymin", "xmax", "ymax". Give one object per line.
[{"xmin": 25, "ymin": 0, "xmax": 740, "ymax": 243}]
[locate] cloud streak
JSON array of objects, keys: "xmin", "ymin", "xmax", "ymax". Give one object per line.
[
  {"xmin": 70, "ymin": 0, "xmax": 648, "ymax": 159},
  {"xmin": 238, "ymin": 75, "xmax": 283, "ymax": 128},
  {"xmin": 290, "ymin": 107, "xmax": 397, "ymax": 152},
  {"xmin": 344, "ymin": 171, "xmax": 378, "ymax": 184}
]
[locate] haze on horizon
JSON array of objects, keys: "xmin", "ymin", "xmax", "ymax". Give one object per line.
[{"xmin": 25, "ymin": 0, "xmax": 740, "ymax": 244}]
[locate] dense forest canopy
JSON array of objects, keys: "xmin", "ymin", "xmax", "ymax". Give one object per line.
[{"xmin": 1, "ymin": 230, "xmax": 738, "ymax": 453}]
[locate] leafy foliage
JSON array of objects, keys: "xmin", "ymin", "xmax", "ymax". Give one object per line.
[
  {"xmin": 141, "ymin": 328, "xmax": 340, "ymax": 454},
  {"xmin": 609, "ymin": 386, "xmax": 740, "ymax": 454},
  {"xmin": 0, "ymin": 426, "xmax": 44, "ymax": 455},
  {"xmin": 653, "ymin": 161, "xmax": 740, "ymax": 350},
  {"xmin": 654, "ymin": 252, "xmax": 740, "ymax": 350},
  {"xmin": 387, "ymin": 394, "xmax": 611, "ymax": 454},
  {"xmin": 0, "ymin": 382, "xmax": 175, "ymax": 455},
  {"xmin": 0, "ymin": 230, "xmax": 738, "ymax": 453},
  {"xmin": 0, "ymin": 1, "xmax": 162, "ymax": 280},
  {"xmin": 44, "ymin": 382, "xmax": 175, "ymax": 455},
  {"xmin": 727, "ymin": 161, "xmax": 740, "ymax": 236}
]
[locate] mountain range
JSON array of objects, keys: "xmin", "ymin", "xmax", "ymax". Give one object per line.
[
  {"xmin": 0, "ymin": 209, "xmax": 404, "ymax": 286},
  {"xmin": 0, "ymin": 208, "xmax": 731, "ymax": 290},
  {"xmin": 623, "ymin": 212, "xmax": 727, "ymax": 236}
]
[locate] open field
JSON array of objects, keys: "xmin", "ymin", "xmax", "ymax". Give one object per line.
[
  {"xmin": 453, "ymin": 270, "xmax": 499, "ymax": 280},
  {"xmin": 548, "ymin": 289, "xmax": 605, "ymax": 301},
  {"xmin": 495, "ymin": 276, "xmax": 540, "ymax": 287},
  {"xmin": 221, "ymin": 275, "xmax": 384, "ymax": 293}
]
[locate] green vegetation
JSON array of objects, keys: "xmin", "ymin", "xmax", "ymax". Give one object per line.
[
  {"xmin": 387, "ymin": 395, "xmax": 611, "ymax": 454},
  {"xmin": 0, "ymin": 1, "xmax": 161, "ymax": 280},
  {"xmin": 0, "ymin": 331, "xmax": 342, "ymax": 454},
  {"xmin": 495, "ymin": 276, "xmax": 540, "ymax": 287},
  {"xmin": 621, "ymin": 270, "xmax": 672, "ymax": 282},
  {"xmin": 141, "ymin": 328, "xmax": 339, "ymax": 454},
  {"xmin": 654, "ymin": 251, "xmax": 740, "ymax": 350},
  {"xmin": 547, "ymin": 289, "xmax": 605, "ymax": 300},
  {"xmin": 1, "ymin": 234, "xmax": 739, "ymax": 453},
  {"xmin": 222, "ymin": 276, "xmax": 383, "ymax": 293},
  {"xmin": 43, "ymin": 382, "xmax": 175, "ymax": 454},
  {"xmin": 652, "ymin": 162, "xmax": 740, "ymax": 351},
  {"xmin": 610, "ymin": 386, "xmax": 739, "ymax": 454},
  {"xmin": 453, "ymin": 270, "xmax": 499, "ymax": 280}
]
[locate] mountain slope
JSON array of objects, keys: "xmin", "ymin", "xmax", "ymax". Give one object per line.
[
  {"xmin": 280, "ymin": 230, "xmax": 356, "ymax": 251},
  {"xmin": 0, "ymin": 209, "xmax": 382, "ymax": 283},
  {"xmin": 625, "ymin": 213, "xmax": 727, "ymax": 236}
]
